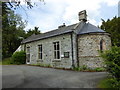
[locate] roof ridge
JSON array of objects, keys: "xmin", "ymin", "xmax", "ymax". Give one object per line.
[{"xmin": 41, "ymin": 23, "xmax": 78, "ymax": 34}]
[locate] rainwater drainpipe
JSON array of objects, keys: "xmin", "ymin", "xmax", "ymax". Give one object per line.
[
  {"xmin": 71, "ymin": 32, "xmax": 74, "ymax": 68},
  {"xmin": 76, "ymin": 34, "xmax": 79, "ymax": 67}
]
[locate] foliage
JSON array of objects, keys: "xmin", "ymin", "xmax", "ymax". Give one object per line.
[
  {"xmin": 73, "ymin": 65, "xmax": 105, "ymax": 72},
  {"xmin": 94, "ymin": 67, "xmax": 106, "ymax": 72},
  {"xmin": 73, "ymin": 65, "xmax": 88, "ymax": 71},
  {"xmin": 82, "ymin": 65, "xmax": 87, "ymax": 70},
  {"xmin": 73, "ymin": 67, "xmax": 81, "ymax": 71},
  {"xmin": 101, "ymin": 46, "xmax": 120, "ymax": 88},
  {"xmin": 101, "ymin": 46, "xmax": 120, "ymax": 80},
  {"xmin": 7, "ymin": 0, "xmax": 44, "ymax": 9},
  {"xmin": 25, "ymin": 27, "xmax": 41, "ymax": 38},
  {"xmin": 2, "ymin": 3, "xmax": 41, "ymax": 59},
  {"xmin": 0, "ymin": 57, "xmax": 13, "ymax": 65},
  {"xmin": 100, "ymin": 17, "xmax": 120, "ymax": 46},
  {"xmin": 2, "ymin": 3, "xmax": 26, "ymax": 59},
  {"xmin": 98, "ymin": 77, "xmax": 120, "ymax": 88},
  {"xmin": 12, "ymin": 51, "xmax": 26, "ymax": 64}
]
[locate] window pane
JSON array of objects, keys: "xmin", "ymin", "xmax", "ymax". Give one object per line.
[
  {"xmin": 57, "ymin": 51, "xmax": 60, "ymax": 59},
  {"xmin": 40, "ymin": 53, "xmax": 42, "ymax": 59},
  {"xmin": 54, "ymin": 51, "xmax": 56, "ymax": 59},
  {"xmin": 53, "ymin": 42, "xmax": 60, "ymax": 59},
  {"xmin": 41, "ymin": 46, "xmax": 42, "ymax": 52},
  {"xmin": 100, "ymin": 40, "xmax": 103, "ymax": 51},
  {"xmin": 27, "ymin": 47, "xmax": 30, "ymax": 53},
  {"xmin": 38, "ymin": 45, "xmax": 42, "ymax": 52},
  {"xmin": 54, "ymin": 44, "xmax": 56, "ymax": 50},
  {"xmin": 57, "ymin": 43, "xmax": 59, "ymax": 50},
  {"xmin": 38, "ymin": 53, "xmax": 40, "ymax": 59},
  {"xmin": 64, "ymin": 52, "xmax": 69, "ymax": 58},
  {"xmin": 38, "ymin": 45, "xmax": 42, "ymax": 59},
  {"xmin": 26, "ymin": 54, "xmax": 30, "ymax": 62},
  {"xmin": 38, "ymin": 53, "xmax": 42, "ymax": 59}
]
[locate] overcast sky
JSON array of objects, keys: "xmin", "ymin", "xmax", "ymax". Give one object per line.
[{"xmin": 14, "ymin": 0, "xmax": 119, "ymax": 33}]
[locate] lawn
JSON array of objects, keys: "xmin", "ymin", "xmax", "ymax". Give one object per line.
[{"xmin": 0, "ymin": 57, "xmax": 13, "ymax": 65}]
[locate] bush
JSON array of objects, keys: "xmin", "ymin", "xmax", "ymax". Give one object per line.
[
  {"xmin": 73, "ymin": 65, "xmax": 106, "ymax": 72},
  {"xmin": 73, "ymin": 67, "xmax": 81, "ymax": 71},
  {"xmin": 98, "ymin": 77, "xmax": 120, "ymax": 88},
  {"xmin": 12, "ymin": 51, "xmax": 26, "ymax": 64},
  {"xmin": 101, "ymin": 46, "xmax": 120, "ymax": 88},
  {"xmin": 1, "ymin": 57, "xmax": 12, "ymax": 65},
  {"xmin": 95, "ymin": 67, "xmax": 106, "ymax": 72}
]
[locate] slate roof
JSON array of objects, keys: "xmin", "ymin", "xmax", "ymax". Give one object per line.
[
  {"xmin": 21, "ymin": 24, "xmax": 77, "ymax": 44},
  {"xmin": 21, "ymin": 22, "xmax": 106, "ymax": 44},
  {"xmin": 78, "ymin": 23, "xmax": 105, "ymax": 34}
]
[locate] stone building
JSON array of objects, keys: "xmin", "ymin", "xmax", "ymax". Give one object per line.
[{"xmin": 21, "ymin": 10, "xmax": 111, "ymax": 69}]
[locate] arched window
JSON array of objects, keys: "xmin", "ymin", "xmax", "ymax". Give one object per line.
[{"xmin": 100, "ymin": 39, "xmax": 106, "ymax": 51}]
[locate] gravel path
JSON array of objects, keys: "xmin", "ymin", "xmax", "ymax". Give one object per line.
[{"xmin": 2, "ymin": 65, "xmax": 107, "ymax": 88}]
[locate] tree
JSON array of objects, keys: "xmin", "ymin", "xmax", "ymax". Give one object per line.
[
  {"xmin": 100, "ymin": 17, "xmax": 120, "ymax": 88},
  {"xmin": 101, "ymin": 46, "xmax": 120, "ymax": 88},
  {"xmin": 2, "ymin": 2, "xmax": 26, "ymax": 59},
  {"xmin": 100, "ymin": 17, "xmax": 120, "ymax": 46},
  {"xmin": 25, "ymin": 26, "xmax": 41, "ymax": 38},
  {"xmin": 2, "ymin": 2, "xmax": 42, "ymax": 59},
  {"xmin": 8, "ymin": 0, "xmax": 44, "ymax": 9}
]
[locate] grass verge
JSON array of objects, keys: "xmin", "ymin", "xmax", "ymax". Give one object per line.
[
  {"xmin": 0, "ymin": 57, "xmax": 13, "ymax": 65},
  {"xmin": 97, "ymin": 76, "xmax": 120, "ymax": 88},
  {"xmin": 98, "ymin": 77, "xmax": 111, "ymax": 88}
]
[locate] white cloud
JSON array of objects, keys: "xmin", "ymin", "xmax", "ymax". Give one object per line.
[
  {"xmin": 17, "ymin": 0, "xmax": 119, "ymax": 32},
  {"xmin": 103, "ymin": 0, "xmax": 119, "ymax": 6}
]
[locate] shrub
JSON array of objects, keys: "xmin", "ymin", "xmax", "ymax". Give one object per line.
[
  {"xmin": 82, "ymin": 65, "xmax": 87, "ymax": 70},
  {"xmin": 73, "ymin": 67, "xmax": 81, "ymax": 71},
  {"xmin": 1, "ymin": 57, "xmax": 13, "ymax": 65},
  {"xmin": 12, "ymin": 51, "xmax": 26, "ymax": 64},
  {"xmin": 101, "ymin": 46, "xmax": 120, "ymax": 88},
  {"xmin": 73, "ymin": 65, "xmax": 88, "ymax": 71},
  {"xmin": 95, "ymin": 67, "xmax": 106, "ymax": 72},
  {"xmin": 98, "ymin": 77, "xmax": 120, "ymax": 88}
]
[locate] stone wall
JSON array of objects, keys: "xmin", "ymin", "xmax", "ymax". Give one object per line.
[
  {"xmin": 21, "ymin": 33, "xmax": 73, "ymax": 68},
  {"xmin": 77, "ymin": 33, "xmax": 111, "ymax": 68}
]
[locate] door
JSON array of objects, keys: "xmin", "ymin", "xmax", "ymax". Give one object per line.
[{"xmin": 26, "ymin": 47, "xmax": 30, "ymax": 64}]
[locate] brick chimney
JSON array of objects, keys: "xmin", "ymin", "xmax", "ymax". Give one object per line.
[{"xmin": 78, "ymin": 10, "xmax": 87, "ymax": 22}]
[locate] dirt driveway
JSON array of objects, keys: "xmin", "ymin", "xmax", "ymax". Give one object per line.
[{"xmin": 2, "ymin": 65, "xmax": 107, "ymax": 88}]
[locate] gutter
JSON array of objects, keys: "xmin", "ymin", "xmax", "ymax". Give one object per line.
[{"xmin": 21, "ymin": 31, "xmax": 73, "ymax": 44}]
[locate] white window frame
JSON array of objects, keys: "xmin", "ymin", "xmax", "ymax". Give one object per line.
[
  {"xmin": 53, "ymin": 41, "xmax": 61, "ymax": 60},
  {"xmin": 26, "ymin": 47, "xmax": 30, "ymax": 64},
  {"xmin": 38, "ymin": 44, "xmax": 43, "ymax": 60}
]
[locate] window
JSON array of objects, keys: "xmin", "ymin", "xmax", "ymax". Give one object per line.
[
  {"xmin": 26, "ymin": 47, "xmax": 30, "ymax": 53},
  {"xmin": 53, "ymin": 42, "xmax": 60, "ymax": 59},
  {"xmin": 26, "ymin": 47, "xmax": 30, "ymax": 63},
  {"xmin": 64, "ymin": 52, "xmax": 69, "ymax": 58},
  {"xmin": 100, "ymin": 39, "xmax": 106, "ymax": 51},
  {"xmin": 38, "ymin": 45, "xmax": 42, "ymax": 59}
]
